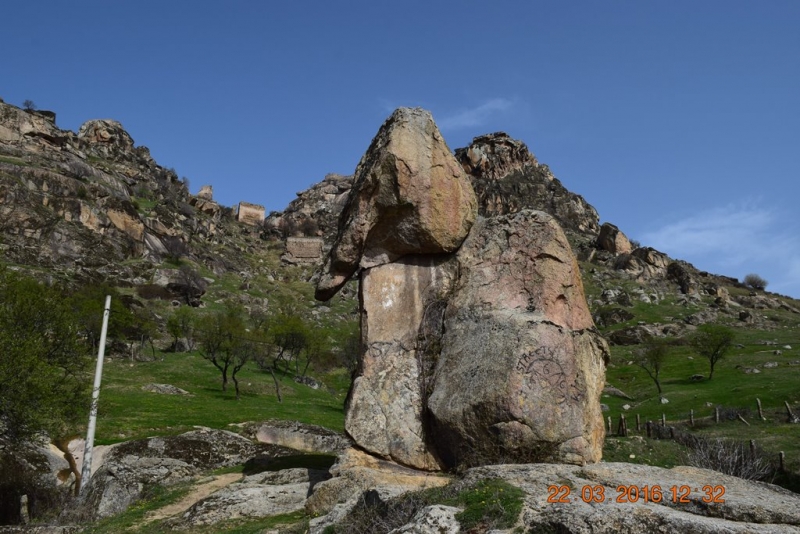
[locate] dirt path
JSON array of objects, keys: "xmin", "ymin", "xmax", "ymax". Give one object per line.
[{"xmin": 142, "ymin": 472, "xmax": 242, "ymax": 524}]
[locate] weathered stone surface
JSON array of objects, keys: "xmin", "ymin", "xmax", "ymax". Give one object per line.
[
  {"xmin": 236, "ymin": 201, "xmax": 265, "ymax": 226},
  {"xmin": 315, "ymin": 107, "xmax": 477, "ymax": 301},
  {"xmin": 263, "ymin": 173, "xmax": 353, "ymax": 242},
  {"xmin": 249, "ymin": 419, "xmax": 350, "ymax": 454},
  {"xmin": 197, "ymin": 184, "xmax": 213, "ymax": 200},
  {"xmin": 283, "ymin": 237, "xmax": 324, "ymax": 264},
  {"xmin": 461, "ymin": 463, "xmax": 800, "ymax": 533},
  {"xmin": 668, "ymin": 261, "xmax": 699, "ymax": 294},
  {"xmin": 389, "ymin": 505, "xmax": 463, "ymax": 534},
  {"xmin": 141, "ymin": 383, "xmax": 190, "ymax": 395},
  {"xmin": 597, "ymin": 222, "xmax": 632, "ymax": 255},
  {"xmin": 79, "ymin": 429, "xmax": 268, "ymax": 519},
  {"xmin": 179, "ymin": 468, "xmax": 330, "ymax": 526},
  {"xmin": 346, "ymin": 255, "xmax": 457, "ymax": 470},
  {"xmin": 306, "ymin": 448, "xmax": 451, "ymax": 524},
  {"xmin": 455, "ymin": 132, "xmax": 600, "ymax": 235},
  {"xmin": 428, "ymin": 210, "xmax": 608, "ymax": 467}
]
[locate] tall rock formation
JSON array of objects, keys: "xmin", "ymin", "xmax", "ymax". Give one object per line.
[
  {"xmin": 428, "ymin": 211, "xmax": 608, "ymax": 467},
  {"xmin": 317, "ymin": 107, "xmax": 476, "ymax": 470},
  {"xmin": 317, "ymin": 108, "xmax": 607, "ymax": 471},
  {"xmin": 315, "ymin": 107, "xmax": 477, "ymax": 301}
]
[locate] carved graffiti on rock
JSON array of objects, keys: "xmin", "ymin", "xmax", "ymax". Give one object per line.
[{"xmin": 516, "ymin": 347, "xmax": 584, "ymax": 404}]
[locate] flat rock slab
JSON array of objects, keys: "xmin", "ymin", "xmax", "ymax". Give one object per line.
[
  {"xmin": 461, "ymin": 463, "xmax": 800, "ymax": 533},
  {"xmin": 180, "ymin": 468, "xmax": 330, "ymax": 526}
]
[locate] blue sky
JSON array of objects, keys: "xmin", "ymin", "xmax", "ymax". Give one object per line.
[{"xmin": 2, "ymin": 1, "xmax": 799, "ymax": 297}]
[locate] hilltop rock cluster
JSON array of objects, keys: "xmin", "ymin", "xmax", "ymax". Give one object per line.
[
  {"xmin": 0, "ymin": 100, "xmax": 271, "ymax": 289},
  {"xmin": 315, "ymin": 108, "xmax": 609, "ymax": 471}
]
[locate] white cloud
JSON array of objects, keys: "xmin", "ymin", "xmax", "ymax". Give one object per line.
[
  {"xmin": 437, "ymin": 98, "xmax": 514, "ymax": 131},
  {"xmin": 640, "ymin": 202, "xmax": 800, "ymax": 298}
]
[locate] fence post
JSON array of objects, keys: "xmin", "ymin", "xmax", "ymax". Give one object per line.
[
  {"xmin": 607, "ymin": 416, "xmax": 612, "ymax": 432},
  {"xmin": 669, "ymin": 426, "xmax": 675, "ymax": 439},
  {"xmin": 779, "ymin": 451, "xmax": 785, "ymax": 472},
  {"xmin": 689, "ymin": 409, "xmax": 694, "ymax": 427},
  {"xmin": 646, "ymin": 421, "xmax": 652, "ymax": 438},
  {"xmin": 786, "ymin": 401, "xmax": 798, "ymax": 423},
  {"xmin": 636, "ymin": 414, "xmax": 641, "ymax": 432},
  {"xmin": 738, "ymin": 414, "xmax": 751, "ymax": 426},
  {"xmin": 20, "ymin": 495, "xmax": 29, "ymax": 525},
  {"xmin": 715, "ymin": 406, "xmax": 720, "ymax": 423},
  {"xmin": 757, "ymin": 398, "xmax": 765, "ymax": 421},
  {"xmin": 749, "ymin": 440, "xmax": 756, "ymax": 457},
  {"xmin": 661, "ymin": 413, "xmax": 666, "ymax": 427}
]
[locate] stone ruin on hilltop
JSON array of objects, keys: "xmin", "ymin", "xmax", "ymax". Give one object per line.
[{"xmin": 315, "ymin": 107, "xmax": 609, "ymax": 471}]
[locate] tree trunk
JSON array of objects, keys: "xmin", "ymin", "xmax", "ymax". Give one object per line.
[
  {"xmin": 270, "ymin": 368, "xmax": 282, "ymax": 403},
  {"xmin": 232, "ymin": 374, "xmax": 240, "ymax": 400},
  {"xmin": 53, "ymin": 438, "xmax": 81, "ymax": 496}
]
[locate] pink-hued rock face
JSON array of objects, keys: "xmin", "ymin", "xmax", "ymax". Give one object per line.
[
  {"xmin": 315, "ymin": 107, "xmax": 476, "ymax": 301},
  {"xmin": 428, "ymin": 211, "xmax": 608, "ymax": 467},
  {"xmin": 320, "ymin": 107, "xmax": 607, "ymax": 472}
]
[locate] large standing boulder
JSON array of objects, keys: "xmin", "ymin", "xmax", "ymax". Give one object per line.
[
  {"xmin": 315, "ymin": 107, "xmax": 477, "ymax": 301},
  {"xmin": 316, "ymin": 108, "xmax": 607, "ymax": 473},
  {"xmin": 428, "ymin": 210, "xmax": 609, "ymax": 467},
  {"xmin": 346, "ymin": 255, "xmax": 457, "ymax": 470}
]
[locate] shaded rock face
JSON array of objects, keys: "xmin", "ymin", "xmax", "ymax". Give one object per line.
[
  {"xmin": 428, "ymin": 211, "xmax": 608, "ymax": 467},
  {"xmin": 596, "ymin": 222, "xmax": 632, "ymax": 255},
  {"xmin": 315, "ymin": 107, "xmax": 477, "ymax": 301},
  {"xmin": 455, "ymin": 132, "xmax": 600, "ymax": 235}
]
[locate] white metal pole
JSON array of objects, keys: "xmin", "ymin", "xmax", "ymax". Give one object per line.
[{"xmin": 79, "ymin": 295, "xmax": 111, "ymax": 495}]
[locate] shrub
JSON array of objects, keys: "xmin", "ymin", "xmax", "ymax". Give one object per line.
[
  {"xmin": 324, "ymin": 478, "xmax": 524, "ymax": 533},
  {"xmin": 743, "ymin": 273, "xmax": 768, "ymax": 291},
  {"xmin": 687, "ymin": 438, "xmax": 772, "ymax": 481}
]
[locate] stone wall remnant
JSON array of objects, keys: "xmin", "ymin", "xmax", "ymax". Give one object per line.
[{"xmin": 237, "ymin": 201, "xmax": 265, "ymax": 226}]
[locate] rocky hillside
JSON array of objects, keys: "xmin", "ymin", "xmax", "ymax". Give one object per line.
[
  {"xmin": 0, "ymin": 99, "xmax": 276, "ymax": 288},
  {"xmin": 2, "ymin": 98, "xmax": 797, "ymax": 332}
]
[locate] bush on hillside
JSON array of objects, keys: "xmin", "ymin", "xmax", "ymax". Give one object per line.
[{"xmin": 743, "ymin": 273, "xmax": 768, "ymax": 291}]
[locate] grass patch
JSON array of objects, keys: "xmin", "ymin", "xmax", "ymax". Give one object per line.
[
  {"xmin": 96, "ymin": 351, "xmax": 347, "ymax": 444},
  {"xmin": 82, "ymin": 483, "xmax": 193, "ymax": 533},
  {"xmin": 324, "ymin": 477, "xmax": 523, "ymax": 533}
]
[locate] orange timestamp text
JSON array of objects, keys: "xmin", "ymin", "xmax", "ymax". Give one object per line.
[{"xmin": 547, "ymin": 484, "xmax": 725, "ymax": 504}]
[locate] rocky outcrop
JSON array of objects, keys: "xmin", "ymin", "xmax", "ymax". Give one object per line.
[
  {"xmin": 597, "ymin": 222, "xmax": 633, "ymax": 254},
  {"xmin": 428, "ymin": 211, "xmax": 608, "ymax": 467},
  {"xmin": 315, "ymin": 107, "xmax": 477, "ymax": 301},
  {"xmin": 248, "ymin": 420, "xmax": 351, "ymax": 454},
  {"xmin": 306, "ymin": 447, "xmax": 451, "ymax": 530},
  {"xmin": 317, "ymin": 109, "xmax": 607, "ymax": 472},
  {"xmin": 455, "ymin": 132, "xmax": 600, "ymax": 235},
  {"xmin": 312, "ymin": 461, "xmax": 800, "ymax": 533},
  {"xmin": 78, "ymin": 429, "xmax": 278, "ymax": 519},
  {"xmin": 179, "ymin": 468, "xmax": 330, "ymax": 527},
  {"xmin": 263, "ymin": 173, "xmax": 353, "ymax": 241},
  {"xmin": 461, "ymin": 463, "xmax": 800, "ymax": 533}
]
